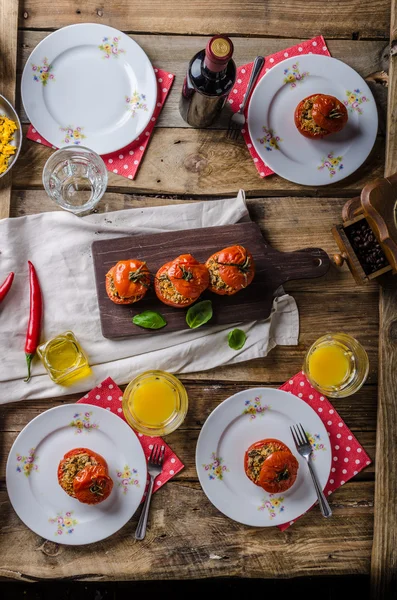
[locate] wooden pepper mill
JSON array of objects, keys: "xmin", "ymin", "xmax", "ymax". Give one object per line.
[{"xmin": 332, "ymin": 173, "xmax": 397, "ymax": 285}]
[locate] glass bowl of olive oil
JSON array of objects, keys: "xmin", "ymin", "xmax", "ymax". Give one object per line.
[
  {"xmin": 37, "ymin": 331, "xmax": 91, "ymax": 385},
  {"xmin": 122, "ymin": 370, "xmax": 188, "ymax": 436},
  {"xmin": 303, "ymin": 333, "xmax": 369, "ymax": 398}
]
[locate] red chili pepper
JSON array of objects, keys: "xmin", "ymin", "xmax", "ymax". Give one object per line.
[
  {"xmin": 0, "ymin": 272, "xmax": 14, "ymax": 303},
  {"xmin": 24, "ymin": 261, "xmax": 42, "ymax": 383}
]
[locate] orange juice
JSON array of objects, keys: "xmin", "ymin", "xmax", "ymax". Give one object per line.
[
  {"xmin": 308, "ymin": 344, "xmax": 350, "ymax": 388},
  {"xmin": 122, "ymin": 370, "xmax": 188, "ymax": 436},
  {"xmin": 303, "ymin": 333, "xmax": 369, "ymax": 398},
  {"xmin": 129, "ymin": 376, "xmax": 177, "ymax": 426}
]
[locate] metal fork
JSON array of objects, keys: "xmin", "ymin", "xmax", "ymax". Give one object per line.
[
  {"xmin": 226, "ymin": 55, "xmax": 265, "ymax": 140},
  {"xmin": 290, "ymin": 424, "xmax": 332, "ymax": 518},
  {"xmin": 135, "ymin": 444, "xmax": 165, "ymax": 540}
]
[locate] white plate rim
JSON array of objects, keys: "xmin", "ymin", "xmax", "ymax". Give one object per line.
[
  {"xmin": 6, "ymin": 403, "xmax": 147, "ymax": 545},
  {"xmin": 21, "ymin": 23, "xmax": 157, "ymax": 154},
  {"xmin": 196, "ymin": 387, "xmax": 332, "ymax": 527},
  {"xmin": 247, "ymin": 54, "xmax": 378, "ymax": 186}
]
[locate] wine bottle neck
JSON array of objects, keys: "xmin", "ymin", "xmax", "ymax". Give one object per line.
[{"xmin": 203, "ymin": 54, "xmax": 228, "ymax": 74}]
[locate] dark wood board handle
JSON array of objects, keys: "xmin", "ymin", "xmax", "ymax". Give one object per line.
[{"xmin": 273, "ymin": 247, "xmax": 330, "ymax": 284}]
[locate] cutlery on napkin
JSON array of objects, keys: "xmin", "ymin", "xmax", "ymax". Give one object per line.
[
  {"xmin": 77, "ymin": 377, "xmax": 184, "ymax": 498},
  {"xmin": 278, "ymin": 372, "xmax": 371, "ymax": 530},
  {"xmin": 229, "ymin": 35, "xmax": 331, "ymax": 178}
]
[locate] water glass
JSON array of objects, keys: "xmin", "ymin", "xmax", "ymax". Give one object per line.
[{"xmin": 42, "ymin": 146, "xmax": 108, "ymax": 215}]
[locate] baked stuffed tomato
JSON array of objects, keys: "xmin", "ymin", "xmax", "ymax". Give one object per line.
[
  {"xmin": 58, "ymin": 448, "xmax": 113, "ymax": 504},
  {"xmin": 294, "ymin": 94, "xmax": 348, "ymax": 139},
  {"xmin": 106, "ymin": 259, "xmax": 150, "ymax": 305},
  {"xmin": 206, "ymin": 245, "xmax": 255, "ymax": 295},
  {"xmin": 73, "ymin": 464, "xmax": 113, "ymax": 505},
  {"xmin": 155, "ymin": 254, "xmax": 209, "ymax": 308},
  {"xmin": 244, "ymin": 438, "xmax": 299, "ymax": 493}
]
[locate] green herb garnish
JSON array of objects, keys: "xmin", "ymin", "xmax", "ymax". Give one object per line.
[
  {"xmin": 132, "ymin": 311, "xmax": 167, "ymax": 330},
  {"xmin": 228, "ymin": 328, "xmax": 246, "ymax": 350},
  {"xmin": 186, "ymin": 300, "xmax": 213, "ymax": 329}
]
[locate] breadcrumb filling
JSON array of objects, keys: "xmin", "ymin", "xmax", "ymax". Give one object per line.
[
  {"xmin": 299, "ymin": 96, "xmax": 328, "ymax": 136},
  {"xmin": 158, "ymin": 275, "xmax": 193, "ymax": 305},
  {"xmin": 59, "ymin": 452, "xmax": 99, "ymax": 497},
  {"xmin": 207, "ymin": 257, "xmax": 234, "ymax": 293}
]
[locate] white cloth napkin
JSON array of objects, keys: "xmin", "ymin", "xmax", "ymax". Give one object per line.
[{"xmin": 0, "ymin": 191, "xmax": 299, "ymax": 403}]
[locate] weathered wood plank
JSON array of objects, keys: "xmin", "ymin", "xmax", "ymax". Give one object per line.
[
  {"xmin": 13, "ymin": 126, "xmax": 386, "ymax": 197},
  {"xmin": 11, "ymin": 190, "xmax": 381, "ymax": 296},
  {"xmin": 19, "ymin": 0, "xmax": 390, "ymax": 40},
  {"xmin": 0, "ymin": 481, "xmax": 375, "ymax": 581},
  {"xmin": 16, "ymin": 32, "xmax": 389, "ymax": 130},
  {"xmin": 0, "ymin": 0, "xmax": 19, "ymax": 220},
  {"xmin": 0, "ymin": 427, "xmax": 375, "ymax": 483},
  {"xmin": 371, "ymin": 3, "xmax": 397, "ymax": 597},
  {"xmin": 0, "ymin": 383, "xmax": 378, "ymax": 436},
  {"xmin": 180, "ymin": 288, "xmax": 379, "ymax": 384}
]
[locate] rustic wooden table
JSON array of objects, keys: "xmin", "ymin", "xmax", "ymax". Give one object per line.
[{"xmin": 1, "ymin": 1, "xmax": 396, "ymax": 598}]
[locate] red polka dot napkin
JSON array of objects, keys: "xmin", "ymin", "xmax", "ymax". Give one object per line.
[
  {"xmin": 229, "ymin": 35, "xmax": 330, "ymax": 178},
  {"xmin": 277, "ymin": 372, "xmax": 371, "ymax": 530},
  {"xmin": 26, "ymin": 67, "xmax": 174, "ymax": 180},
  {"xmin": 76, "ymin": 377, "xmax": 184, "ymax": 500}
]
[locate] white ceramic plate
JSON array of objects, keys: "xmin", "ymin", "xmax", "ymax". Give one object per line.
[
  {"xmin": 196, "ymin": 388, "xmax": 332, "ymax": 527},
  {"xmin": 248, "ymin": 55, "xmax": 378, "ymax": 186},
  {"xmin": 21, "ymin": 23, "xmax": 157, "ymax": 154},
  {"xmin": 6, "ymin": 404, "xmax": 147, "ymax": 545}
]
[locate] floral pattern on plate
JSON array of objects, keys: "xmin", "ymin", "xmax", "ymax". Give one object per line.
[
  {"xmin": 16, "ymin": 448, "xmax": 38, "ymax": 477},
  {"xmin": 318, "ymin": 152, "xmax": 344, "ymax": 178},
  {"xmin": 99, "ymin": 36, "xmax": 125, "ymax": 59},
  {"xmin": 31, "ymin": 57, "xmax": 55, "ymax": 86},
  {"xmin": 60, "ymin": 126, "xmax": 87, "ymax": 146},
  {"xmin": 49, "ymin": 511, "xmax": 78, "ymax": 536},
  {"xmin": 283, "ymin": 62, "xmax": 309, "ymax": 88},
  {"xmin": 203, "ymin": 452, "xmax": 229, "ymax": 481},
  {"xmin": 69, "ymin": 410, "xmax": 98, "ymax": 434},
  {"xmin": 258, "ymin": 494, "xmax": 285, "ymax": 519},
  {"xmin": 126, "ymin": 92, "xmax": 148, "ymax": 118},
  {"xmin": 257, "ymin": 126, "xmax": 282, "ymax": 151},
  {"xmin": 344, "ymin": 89, "xmax": 369, "ymax": 115},
  {"xmin": 242, "ymin": 396, "xmax": 271, "ymax": 420},
  {"xmin": 306, "ymin": 431, "xmax": 326, "ymax": 461},
  {"xmin": 116, "ymin": 465, "xmax": 140, "ymax": 494}
]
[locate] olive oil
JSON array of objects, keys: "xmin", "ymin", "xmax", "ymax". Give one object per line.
[{"xmin": 37, "ymin": 331, "xmax": 91, "ymax": 385}]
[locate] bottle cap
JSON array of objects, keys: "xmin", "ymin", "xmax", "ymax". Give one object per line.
[{"xmin": 205, "ymin": 36, "xmax": 234, "ymax": 72}]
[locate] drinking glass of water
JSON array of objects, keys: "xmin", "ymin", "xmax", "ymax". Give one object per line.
[{"xmin": 42, "ymin": 146, "xmax": 108, "ymax": 215}]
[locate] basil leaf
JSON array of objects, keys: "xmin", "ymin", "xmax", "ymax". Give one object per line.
[
  {"xmin": 132, "ymin": 311, "xmax": 167, "ymax": 330},
  {"xmin": 186, "ymin": 300, "xmax": 213, "ymax": 329},
  {"xmin": 228, "ymin": 328, "xmax": 246, "ymax": 350}
]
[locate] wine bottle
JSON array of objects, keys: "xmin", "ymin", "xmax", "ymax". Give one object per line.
[{"xmin": 179, "ymin": 35, "xmax": 236, "ymax": 128}]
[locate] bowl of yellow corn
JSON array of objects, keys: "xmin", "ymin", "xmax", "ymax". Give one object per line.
[{"xmin": 0, "ymin": 94, "xmax": 22, "ymax": 178}]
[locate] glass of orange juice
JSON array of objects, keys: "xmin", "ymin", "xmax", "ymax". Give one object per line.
[
  {"xmin": 122, "ymin": 370, "xmax": 188, "ymax": 436},
  {"xmin": 303, "ymin": 333, "xmax": 369, "ymax": 398}
]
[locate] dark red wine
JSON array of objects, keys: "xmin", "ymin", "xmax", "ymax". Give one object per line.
[{"xmin": 179, "ymin": 36, "xmax": 236, "ymax": 128}]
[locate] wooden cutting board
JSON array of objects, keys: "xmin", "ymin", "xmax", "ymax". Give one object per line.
[{"xmin": 92, "ymin": 222, "xmax": 330, "ymax": 338}]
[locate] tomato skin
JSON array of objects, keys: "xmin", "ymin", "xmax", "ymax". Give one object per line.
[
  {"xmin": 57, "ymin": 448, "xmax": 108, "ymax": 484},
  {"xmin": 311, "ymin": 95, "xmax": 348, "ymax": 133},
  {"xmin": 155, "ymin": 254, "xmax": 209, "ymax": 308},
  {"xmin": 244, "ymin": 438, "xmax": 292, "ymax": 485},
  {"xmin": 295, "ymin": 94, "xmax": 348, "ymax": 139},
  {"xmin": 73, "ymin": 465, "xmax": 113, "ymax": 504},
  {"xmin": 206, "ymin": 245, "xmax": 255, "ymax": 295},
  {"xmin": 294, "ymin": 95, "xmax": 328, "ymax": 139},
  {"xmin": 258, "ymin": 450, "xmax": 299, "ymax": 493},
  {"xmin": 106, "ymin": 259, "xmax": 150, "ymax": 305}
]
